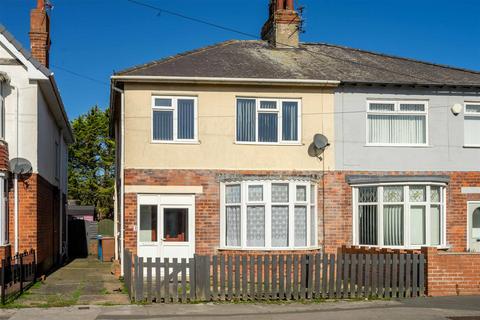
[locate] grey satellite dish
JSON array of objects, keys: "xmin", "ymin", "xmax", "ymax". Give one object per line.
[
  {"xmin": 314, "ymin": 134, "xmax": 329, "ymax": 149},
  {"xmin": 308, "ymin": 134, "xmax": 330, "ymax": 158},
  {"xmin": 9, "ymin": 158, "xmax": 33, "ymax": 177}
]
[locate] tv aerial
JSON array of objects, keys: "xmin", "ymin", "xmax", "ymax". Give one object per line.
[{"xmin": 308, "ymin": 134, "xmax": 329, "ymax": 158}]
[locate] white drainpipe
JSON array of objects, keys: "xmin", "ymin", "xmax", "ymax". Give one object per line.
[
  {"xmin": 58, "ymin": 129, "xmax": 63, "ymax": 258},
  {"xmin": 113, "ymin": 85, "xmax": 125, "ymax": 276},
  {"xmin": 14, "ymin": 84, "xmax": 20, "ymax": 254}
]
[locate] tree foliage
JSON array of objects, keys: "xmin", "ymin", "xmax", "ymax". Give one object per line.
[{"xmin": 68, "ymin": 106, "xmax": 115, "ymax": 219}]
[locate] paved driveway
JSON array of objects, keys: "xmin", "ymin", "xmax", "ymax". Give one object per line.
[
  {"xmin": 12, "ymin": 256, "xmax": 129, "ymax": 307},
  {"xmin": 1, "ymin": 296, "xmax": 480, "ymax": 320}
]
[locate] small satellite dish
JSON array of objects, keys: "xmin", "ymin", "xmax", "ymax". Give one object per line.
[
  {"xmin": 308, "ymin": 134, "xmax": 330, "ymax": 158},
  {"xmin": 9, "ymin": 158, "xmax": 33, "ymax": 176},
  {"xmin": 314, "ymin": 134, "xmax": 329, "ymax": 149}
]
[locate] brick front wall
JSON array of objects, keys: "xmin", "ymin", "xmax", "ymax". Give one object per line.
[
  {"xmin": 123, "ymin": 169, "xmax": 480, "ymax": 257},
  {"xmin": 423, "ymin": 247, "xmax": 480, "ymax": 296}
]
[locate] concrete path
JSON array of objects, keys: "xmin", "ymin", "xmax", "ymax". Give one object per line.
[
  {"xmin": 12, "ymin": 256, "xmax": 129, "ymax": 307},
  {"xmin": 1, "ymin": 296, "xmax": 480, "ymax": 319}
]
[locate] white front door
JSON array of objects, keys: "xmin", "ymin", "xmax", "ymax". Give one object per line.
[
  {"xmin": 468, "ymin": 202, "xmax": 480, "ymax": 252},
  {"xmin": 137, "ymin": 194, "xmax": 195, "ymax": 260}
]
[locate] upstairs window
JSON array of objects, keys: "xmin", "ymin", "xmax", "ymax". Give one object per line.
[
  {"xmin": 464, "ymin": 103, "xmax": 480, "ymax": 147},
  {"xmin": 236, "ymin": 98, "xmax": 301, "ymax": 144},
  {"xmin": 152, "ymin": 96, "xmax": 197, "ymax": 143},
  {"xmin": 367, "ymin": 101, "xmax": 427, "ymax": 146}
]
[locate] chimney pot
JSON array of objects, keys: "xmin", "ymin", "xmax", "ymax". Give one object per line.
[{"xmin": 261, "ymin": 0, "xmax": 301, "ymax": 48}]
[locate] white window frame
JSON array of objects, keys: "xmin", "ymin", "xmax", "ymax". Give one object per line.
[
  {"xmin": 220, "ymin": 180, "xmax": 317, "ymax": 250},
  {"xmin": 151, "ymin": 96, "xmax": 198, "ymax": 144},
  {"xmin": 235, "ymin": 97, "xmax": 302, "ymax": 145},
  {"xmin": 464, "ymin": 102, "xmax": 480, "ymax": 148},
  {"xmin": 366, "ymin": 100, "xmax": 429, "ymax": 147},
  {"xmin": 352, "ymin": 182, "xmax": 446, "ymax": 249}
]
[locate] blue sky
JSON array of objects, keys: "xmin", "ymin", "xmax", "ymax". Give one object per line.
[{"xmin": 1, "ymin": 0, "xmax": 479, "ymax": 120}]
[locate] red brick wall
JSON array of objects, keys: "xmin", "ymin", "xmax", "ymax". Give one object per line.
[
  {"xmin": 124, "ymin": 169, "xmax": 323, "ymax": 256},
  {"xmin": 319, "ymin": 171, "xmax": 480, "ymax": 253},
  {"xmin": 123, "ymin": 169, "xmax": 480, "ymax": 257},
  {"xmin": 0, "ymin": 141, "xmax": 9, "ymax": 172},
  {"xmin": 8, "ymin": 173, "xmax": 60, "ymax": 274},
  {"xmin": 423, "ymin": 247, "xmax": 480, "ymax": 296}
]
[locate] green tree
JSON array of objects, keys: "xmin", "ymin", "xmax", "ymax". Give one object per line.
[{"xmin": 68, "ymin": 106, "xmax": 115, "ymax": 219}]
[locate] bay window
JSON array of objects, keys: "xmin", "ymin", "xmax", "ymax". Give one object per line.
[
  {"xmin": 236, "ymin": 98, "xmax": 301, "ymax": 144},
  {"xmin": 152, "ymin": 96, "xmax": 197, "ymax": 142},
  {"xmin": 464, "ymin": 103, "xmax": 480, "ymax": 147},
  {"xmin": 367, "ymin": 100, "xmax": 427, "ymax": 146},
  {"xmin": 353, "ymin": 184, "xmax": 445, "ymax": 248},
  {"xmin": 221, "ymin": 180, "xmax": 317, "ymax": 249}
]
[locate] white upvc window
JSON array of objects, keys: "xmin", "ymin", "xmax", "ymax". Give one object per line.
[
  {"xmin": 221, "ymin": 180, "xmax": 317, "ymax": 250},
  {"xmin": 236, "ymin": 98, "xmax": 301, "ymax": 144},
  {"xmin": 352, "ymin": 183, "xmax": 446, "ymax": 249},
  {"xmin": 366, "ymin": 100, "xmax": 428, "ymax": 146},
  {"xmin": 151, "ymin": 96, "xmax": 198, "ymax": 143},
  {"xmin": 464, "ymin": 102, "xmax": 480, "ymax": 147}
]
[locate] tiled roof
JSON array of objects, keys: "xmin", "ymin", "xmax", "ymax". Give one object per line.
[{"xmin": 116, "ymin": 40, "xmax": 480, "ymax": 87}]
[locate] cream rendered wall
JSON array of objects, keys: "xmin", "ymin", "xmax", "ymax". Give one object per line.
[{"xmin": 124, "ymin": 83, "xmax": 335, "ymax": 171}]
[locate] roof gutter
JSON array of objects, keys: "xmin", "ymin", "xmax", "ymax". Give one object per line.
[{"xmin": 110, "ymin": 75, "xmax": 340, "ymax": 87}]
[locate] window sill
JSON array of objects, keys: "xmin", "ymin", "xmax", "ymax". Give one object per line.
[
  {"xmin": 151, "ymin": 140, "xmax": 200, "ymax": 145},
  {"xmin": 364, "ymin": 144, "xmax": 430, "ymax": 148},
  {"xmin": 354, "ymin": 244, "xmax": 449, "ymax": 250},
  {"xmin": 218, "ymin": 246, "xmax": 322, "ymax": 251},
  {"xmin": 234, "ymin": 142, "xmax": 303, "ymax": 146},
  {"xmin": 463, "ymin": 145, "xmax": 480, "ymax": 149}
]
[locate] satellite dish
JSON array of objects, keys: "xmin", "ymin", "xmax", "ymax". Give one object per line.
[
  {"xmin": 308, "ymin": 134, "xmax": 330, "ymax": 158},
  {"xmin": 9, "ymin": 158, "xmax": 33, "ymax": 177},
  {"xmin": 314, "ymin": 134, "xmax": 329, "ymax": 149}
]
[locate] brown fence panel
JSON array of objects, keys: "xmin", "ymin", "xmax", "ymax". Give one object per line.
[{"xmin": 126, "ymin": 251, "xmax": 425, "ymax": 303}]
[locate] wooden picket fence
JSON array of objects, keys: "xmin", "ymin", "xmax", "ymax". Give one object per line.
[{"xmin": 123, "ymin": 249, "xmax": 425, "ymax": 303}]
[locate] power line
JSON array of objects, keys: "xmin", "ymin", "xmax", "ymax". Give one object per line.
[
  {"xmin": 51, "ymin": 64, "xmax": 109, "ymax": 86},
  {"xmin": 125, "ymin": 0, "xmax": 447, "ymax": 85}
]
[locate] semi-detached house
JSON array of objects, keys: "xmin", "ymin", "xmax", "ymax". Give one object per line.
[
  {"xmin": 110, "ymin": 0, "xmax": 480, "ymax": 276},
  {"xmin": 0, "ymin": 0, "xmax": 72, "ymax": 273}
]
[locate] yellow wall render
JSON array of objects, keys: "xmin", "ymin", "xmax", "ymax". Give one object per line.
[{"xmin": 124, "ymin": 83, "xmax": 335, "ymax": 171}]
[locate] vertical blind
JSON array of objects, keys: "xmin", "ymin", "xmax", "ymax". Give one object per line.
[
  {"xmin": 153, "ymin": 110, "xmax": 173, "ymax": 141},
  {"xmin": 237, "ymin": 99, "xmax": 256, "ymax": 142},
  {"xmin": 368, "ymin": 114, "xmax": 426, "ymax": 144},
  {"xmin": 465, "ymin": 114, "xmax": 480, "ymax": 146},
  {"xmin": 383, "ymin": 205, "xmax": 403, "ymax": 246},
  {"xmin": 258, "ymin": 113, "xmax": 278, "ymax": 142},
  {"xmin": 177, "ymin": 99, "xmax": 195, "ymax": 139},
  {"xmin": 237, "ymin": 99, "xmax": 299, "ymax": 143},
  {"xmin": 282, "ymin": 101, "xmax": 298, "ymax": 141}
]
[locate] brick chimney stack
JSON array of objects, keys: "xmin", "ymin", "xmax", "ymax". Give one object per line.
[
  {"xmin": 30, "ymin": 0, "xmax": 51, "ymax": 67},
  {"xmin": 261, "ymin": 0, "xmax": 301, "ymax": 48}
]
